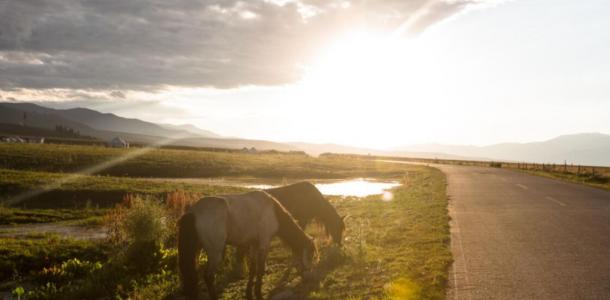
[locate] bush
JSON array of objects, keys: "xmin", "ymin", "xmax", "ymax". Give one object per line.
[
  {"xmin": 105, "ymin": 195, "xmax": 169, "ymax": 274},
  {"xmin": 164, "ymin": 190, "xmax": 200, "ymax": 245},
  {"xmin": 23, "ymin": 195, "xmax": 179, "ymax": 299}
]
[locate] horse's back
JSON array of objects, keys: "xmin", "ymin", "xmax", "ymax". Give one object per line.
[
  {"xmin": 266, "ymin": 181, "xmax": 324, "ymax": 221},
  {"xmin": 222, "ymin": 191, "xmax": 280, "ymax": 246},
  {"xmin": 223, "ymin": 190, "xmax": 276, "ymax": 212}
]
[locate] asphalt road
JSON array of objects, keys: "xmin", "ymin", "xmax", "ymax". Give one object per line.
[{"xmin": 435, "ymin": 165, "xmax": 610, "ymax": 300}]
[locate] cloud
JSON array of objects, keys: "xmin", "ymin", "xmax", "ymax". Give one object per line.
[{"xmin": 0, "ymin": 0, "xmax": 482, "ymax": 92}]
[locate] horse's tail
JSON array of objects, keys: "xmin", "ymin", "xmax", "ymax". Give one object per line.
[{"xmin": 178, "ymin": 212, "xmax": 200, "ymax": 300}]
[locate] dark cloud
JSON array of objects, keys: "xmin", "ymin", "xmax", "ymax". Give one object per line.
[{"xmin": 0, "ymin": 0, "xmax": 478, "ymax": 91}]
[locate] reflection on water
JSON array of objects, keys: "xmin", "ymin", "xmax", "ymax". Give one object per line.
[
  {"xmin": 150, "ymin": 177, "xmax": 401, "ymax": 198},
  {"xmin": 245, "ymin": 184, "xmax": 276, "ymax": 190},
  {"xmin": 314, "ymin": 179, "xmax": 400, "ymax": 197},
  {"xmin": 246, "ymin": 178, "xmax": 400, "ymax": 198}
]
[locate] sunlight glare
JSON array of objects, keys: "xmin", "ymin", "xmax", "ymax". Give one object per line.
[{"xmin": 290, "ymin": 30, "xmax": 436, "ymax": 148}]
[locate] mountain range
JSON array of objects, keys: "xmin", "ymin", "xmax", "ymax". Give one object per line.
[
  {"xmin": 395, "ymin": 133, "xmax": 610, "ymax": 166},
  {"xmin": 1, "ymin": 102, "xmax": 608, "ymax": 166}
]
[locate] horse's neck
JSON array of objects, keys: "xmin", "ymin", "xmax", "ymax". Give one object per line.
[{"xmin": 314, "ymin": 196, "xmax": 338, "ymax": 226}]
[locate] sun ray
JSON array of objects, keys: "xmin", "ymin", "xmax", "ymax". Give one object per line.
[{"xmin": 6, "ymin": 133, "xmax": 191, "ymax": 206}]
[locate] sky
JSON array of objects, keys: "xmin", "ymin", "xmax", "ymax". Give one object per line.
[{"xmin": 1, "ymin": 0, "xmax": 609, "ymax": 149}]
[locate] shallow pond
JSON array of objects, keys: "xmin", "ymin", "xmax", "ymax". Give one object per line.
[
  {"xmin": 245, "ymin": 178, "xmax": 401, "ymax": 197},
  {"xmin": 150, "ymin": 177, "xmax": 401, "ymax": 197}
]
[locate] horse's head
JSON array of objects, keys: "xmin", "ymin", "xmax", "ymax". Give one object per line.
[
  {"xmin": 328, "ymin": 214, "xmax": 349, "ymax": 246},
  {"xmin": 296, "ymin": 237, "xmax": 318, "ymax": 277}
]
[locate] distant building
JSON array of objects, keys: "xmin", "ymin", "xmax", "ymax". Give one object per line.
[
  {"xmin": 109, "ymin": 137, "xmax": 129, "ymax": 148},
  {"xmin": 0, "ymin": 137, "xmax": 19, "ymax": 143}
]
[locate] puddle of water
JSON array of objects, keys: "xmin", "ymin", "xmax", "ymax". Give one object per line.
[
  {"xmin": 244, "ymin": 184, "xmax": 277, "ymax": 190},
  {"xmin": 245, "ymin": 178, "xmax": 401, "ymax": 198},
  {"xmin": 150, "ymin": 177, "xmax": 401, "ymax": 198},
  {"xmin": 313, "ymin": 179, "xmax": 400, "ymax": 197}
]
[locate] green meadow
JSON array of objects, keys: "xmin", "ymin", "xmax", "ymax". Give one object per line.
[{"xmin": 0, "ymin": 143, "xmax": 451, "ymax": 300}]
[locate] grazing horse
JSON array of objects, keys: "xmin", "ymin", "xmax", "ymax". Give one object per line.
[
  {"xmin": 178, "ymin": 191, "xmax": 316, "ymax": 300},
  {"xmin": 266, "ymin": 182, "xmax": 346, "ymax": 245}
]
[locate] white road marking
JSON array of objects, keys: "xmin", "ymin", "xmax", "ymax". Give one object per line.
[
  {"xmin": 516, "ymin": 184, "xmax": 528, "ymax": 190},
  {"xmin": 546, "ymin": 196, "xmax": 567, "ymax": 207},
  {"xmin": 450, "ymin": 207, "xmax": 472, "ymax": 300}
]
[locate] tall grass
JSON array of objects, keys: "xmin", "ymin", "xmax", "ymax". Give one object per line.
[{"xmin": 0, "ymin": 143, "xmax": 408, "ymax": 179}]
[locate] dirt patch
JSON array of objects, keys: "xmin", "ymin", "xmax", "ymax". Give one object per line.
[{"xmin": 0, "ymin": 223, "xmax": 107, "ymax": 240}]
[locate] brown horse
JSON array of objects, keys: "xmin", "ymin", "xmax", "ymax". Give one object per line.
[
  {"xmin": 266, "ymin": 181, "xmax": 346, "ymax": 245},
  {"xmin": 178, "ymin": 191, "xmax": 316, "ymax": 300}
]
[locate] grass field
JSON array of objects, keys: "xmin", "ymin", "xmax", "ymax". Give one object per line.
[
  {"xmin": 519, "ymin": 169, "xmax": 610, "ymax": 190},
  {"xmin": 0, "ymin": 143, "xmax": 451, "ymax": 299},
  {"xmin": 0, "ymin": 168, "xmax": 249, "ymax": 208},
  {"xmin": 0, "ymin": 143, "xmax": 407, "ymax": 179}
]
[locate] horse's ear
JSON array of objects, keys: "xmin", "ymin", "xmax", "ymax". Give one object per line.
[{"xmin": 341, "ymin": 214, "xmax": 351, "ymax": 222}]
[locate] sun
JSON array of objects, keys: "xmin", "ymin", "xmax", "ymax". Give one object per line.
[
  {"xmin": 303, "ymin": 31, "xmax": 414, "ymax": 93},
  {"xmin": 285, "ymin": 30, "xmax": 431, "ymax": 148}
]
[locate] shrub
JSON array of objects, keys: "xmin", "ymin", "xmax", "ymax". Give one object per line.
[
  {"xmin": 105, "ymin": 195, "xmax": 168, "ymax": 246},
  {"xmin": 35, "ymin": 258, "xmax": 102, "ymax": 285},
  {"xmin": 105, "ymin": 195, "xmax": 169, "ymax": 274},
  {"xmin": 123, "ymin": 197, "xmax": 168, "ymax": 246},
  {"xmin": 164, "ymin": 191, "xmax": 200, "ymax": 246}
]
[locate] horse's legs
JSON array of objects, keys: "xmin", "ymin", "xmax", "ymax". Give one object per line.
[
  {"xmin": 204, "ymin": 249, "xmax": 223, "ymax": 300},
  {"xmin": 246, "ymin": 246, "xmax": 257, "ymax": 300},
  {"xmin": 233, "ymin": 245, "xmax": 248, "ymax": 278},
  {"xmin": 255, "ymin": 248, "xmax": 269, "ymax": 300}
]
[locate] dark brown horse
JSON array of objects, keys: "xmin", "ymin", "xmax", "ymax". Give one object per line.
[
  {"xmin": 178, "ymin": 191, "xmax": 316, "ymax": 300},
  {"xmin": 266, "ymin": 181, "xmax": 346, "ymax": 245}
]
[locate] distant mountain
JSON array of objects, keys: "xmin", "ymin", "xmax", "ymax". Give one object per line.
[
  {"xmin": 289, "ymin": 141, "xmax": 481, "ymax": 160},
  {"xmin": 288, "ymin": 142, "xmax": 378, "ymax": 156},
  {"xmin": 0, "ymin": 103, "xmax": 96, "ymax": 134},
  {"xmin": 160, "ymin": 123, "xmax": 221, "ymax": 138},
  {"xmin": 396, "ymin": 133, "xmax": 610, "ymax": 166},
  {"xmin": 0, "ymin": 102, "xmax": 294, "ymax": 151},
  {"xmin": 3, "ymin": 102, "xmax": 607, "ymax": 165},
  {"xmin": 0, "ymin": 103, "xmax": 204, "ymax": 138}
]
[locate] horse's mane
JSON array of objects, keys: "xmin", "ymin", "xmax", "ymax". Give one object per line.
[
  {"xmin": 268, "ymin": 181, "xmax": 342, "ymax": 230},
  {"xmin": 301, "ymin": 182, "xmax": 341, "ymax": 223},
  {"xmin": 264, "ymin": 191, "xmax": 314, "ymax": 253}
]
